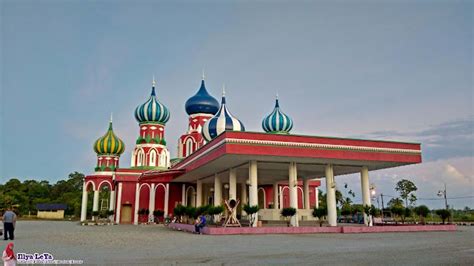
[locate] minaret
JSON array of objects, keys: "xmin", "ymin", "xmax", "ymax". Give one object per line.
[
  {"xmin": 131, "ymin": 77, "xmax": 171, "ymax": 168},
  {"xmin": 93, "ymin": 114, "xmax": 125, "ymax": 172},
  {"xmin": 178, "ymin": 73, "xmax": 219, "ymax": 158}
]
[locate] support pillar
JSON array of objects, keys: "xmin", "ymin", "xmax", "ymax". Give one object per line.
[
  {"xmin": 92, "ymin": 190, "xmax": 99, "ymax": 212},
  {"xmin": 289, "ymin": 162, "xmax": 299, "ymax": 227},
  {"xmin": 315, "ymin": 186, "xmax": 319, "ymax": 209},
  {"xmin": 325, "ymin": 164, "xmax": 337, "ymax": 226},
  {"xmin": 196, "ymin": 180, "xmax": 203, "ymax": 207},
  {"xmin": 273, "ymin": 182, "xmax": 279, "ymax": 209},
  {"xmin": 149, "ymin": 184, "xmax": 156, "ymax": 222},
  {"xmin": 115, "ymin": 182, "xmax": 122, "ymax": 224},
  {"xmin": 279, "ymin": 186, "xmax": 283, "ymax": 210},
  {"xmin": 229, "ymin": 169, "xmax": 237, "ymax": 200},
  {"xmin": 248, "ymin": 160, "xmax": 258, "ymax": 227},
  {"xmin": 361, "ymin": 166, "xmax": 372, "ymax": 226},
  {"xmin": 164, "ymin": 183, "xmax": 170, "ymax": 217},
  {"xmin": 80, "ymin": 182, "xmax": 88, "ymax": 222},
  {"xmin": 181, "ymin": 184, "xmax": 186, "ymax": 206},
  {"xmin": 214, "ymin": 174, "xmax": 222, "ymax": 206},
  {"xmin": 133, "ymin": 183, "xmax": 140, "ymax": 225},
  {"xmin": 109, "ymin": 190, "xmax": 115, "ymax": 211},
  {"xmin": 304, "ymin": 179, "xmax": 310, "ymax": 210}
]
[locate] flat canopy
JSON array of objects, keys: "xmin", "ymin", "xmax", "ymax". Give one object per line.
[{"xmin": 169, "ymin": 131, "xmax": 422, "ymax": 184}]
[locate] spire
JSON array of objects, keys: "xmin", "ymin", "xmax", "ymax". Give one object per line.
[
  {"xmin": 151, "ymin": 75, "xmax": 156, "ymax": 96},
  {"xmin": 110, "ymin": 112, "xmax": 113, "ymax": 123},
  {"xmin": 221, "ymin": 84, "xmax": 226, "ymax": 104},
  {"xmin": 275, "ymin": 93, "xmax": 280, "ymax": 108},
  {"xmin": 201, "ymin": 69, "xmax": 206, "ymax": 80}
]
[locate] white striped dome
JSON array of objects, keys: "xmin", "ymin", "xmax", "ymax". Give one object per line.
[
  {"xmin": 262, "ymin": 97, "xmax": 293, "ymax": 134},
  {"xmin": 202, "ymin": 91, "xmax": 245, "ymax": 142}
]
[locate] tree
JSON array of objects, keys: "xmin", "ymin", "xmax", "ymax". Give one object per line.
[
  {"xmin": 281, "ymin": 207, "xmax": 297, "ymax": 227},
  {"xmin": 390, "ymin": 206, "xmax": 404, "ymax": 224},
  {"xmin": 208, "ymin": 205, "xmax": 225, "ymax": 225},
  {"xmin": 243, "ymin": 204, "xmax": 260, "ymax": 227},
  {"xmin": 395, "ymin": 179, "xmax": 418, "ymax": 208},
  {"xmin": 173, "ymin": 204, "xmax": 186, "ymax": 223},
  {"xmin": 436, "ymin": 209, "xmax": 451, "ymax": 224},
  {"xmin": 312, "ymin": 206, "xmax": 327, "ymax": 227},
  {"xmin": 414, "ymin": 205, "xmax": 430, "ymax": 225},
  {"xmin": 388, "ymin": 198, "xmax": 404, "ymax": 208}
]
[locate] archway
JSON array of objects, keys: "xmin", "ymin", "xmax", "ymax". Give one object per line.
[
  {"xmin": 186, "ymin": 186, "xmax": 195, "ymax": 207},
  {"xmin": 258, "ymin": 188, "xmax": 266, "ymax": 209},
  {"xmin": 138, "ymin": 184, "xmax": 150, "ymax": 223}
]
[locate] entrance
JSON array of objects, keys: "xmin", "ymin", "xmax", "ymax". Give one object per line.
[{"xmin": 121, "ymin": 204, "xmax": 132, "ymax": 223}]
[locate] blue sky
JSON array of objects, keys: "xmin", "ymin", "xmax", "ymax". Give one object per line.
[{"xmin": 1, "ymin": 0, "xmax": 472, "ymax": 208}]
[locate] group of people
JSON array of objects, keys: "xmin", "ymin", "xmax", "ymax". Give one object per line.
[{"xmin": 2, "ymin": 208, "xmax": 17, "ymax": 266}]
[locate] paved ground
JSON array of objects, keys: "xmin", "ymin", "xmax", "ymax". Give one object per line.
[{"xmin": 4, "ymin": 221, "xmax": 474, "ymax": 265}]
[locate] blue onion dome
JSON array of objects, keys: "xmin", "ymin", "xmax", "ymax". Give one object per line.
[
  {"xmin": 134, "ymin": 78, "xmax": 170, "ymax": 124},
  {"xmin": 94, "ymin": 119, "xmax": 125, "ymax": 155},
  {"xmin": 202, "ymin": 89, "xmax": 245, "ymax": 141},
  {"xmin": 262, "ymin": 96, "xmax": 293, "ymax": 134},
  {"xmin": 185, "ymin": 79, "xmax": 219, "ymax": 115}
]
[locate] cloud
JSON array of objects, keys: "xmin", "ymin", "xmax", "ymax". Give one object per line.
[{"xmin": 354, "ymin": 117, "xmax": 473, "ymax": 161}]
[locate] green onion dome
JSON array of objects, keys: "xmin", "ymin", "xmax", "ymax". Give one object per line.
[{"xmin": 93, "ymin": 121, "xmax": 125, "ymax": 155}]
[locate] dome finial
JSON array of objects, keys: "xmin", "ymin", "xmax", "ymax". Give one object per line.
[
  {"xmin": 152, "ymin": 75, "xmax": 156, "ymax": 87},
  {"xmin": 202, "ymin": 69, "xmax": 206, "ymax": 80},
  {"xmin": 110, "ymin": 112, "xmax": 113, "ymax": 123},
  {"xmin": 222, "ymin": 84, "xmax": 226, "ymax": 104}
]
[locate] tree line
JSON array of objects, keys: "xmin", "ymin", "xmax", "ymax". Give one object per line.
[{"xmin": 0, "ymin": 172, "xmax": 84, "ymax": 217}]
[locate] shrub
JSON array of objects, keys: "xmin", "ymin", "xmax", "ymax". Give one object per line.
[
  {"xmin": 281, "ymin": 207, "xmax": 297, "ymax": 227},
  {"xmin": 414, "ymin": 205, "xmax": 430, "ymax": 224},
  {"xmin": 312, "ymin": 206, "xmax": 327, "ymax": 227},
  {"xmin": 173, "ymin": 204, "xmax": 186, "ymax": 220},
  {"xmin": 436, "ymin": 209, "xmax": 451, "ymax": 224},
  {"xmin": 153, "ymin": 209, "xmax": 164, "ymax": 218},
  {"xmin": 391, "ymin": 206, "xmax": 405, "ymax": 224},
  {"xmin": 243, "ymin": 204, "xmax": 260, "ymax": 227}
]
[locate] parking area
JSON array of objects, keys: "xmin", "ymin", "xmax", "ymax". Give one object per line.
[{"xmin": 6, "ymin": 221, "xmax": 474, "ymax": 265}]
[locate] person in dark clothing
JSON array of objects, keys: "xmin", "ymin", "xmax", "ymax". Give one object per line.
[
  {"xmin": 194, "ymin": 215, "xmax": 206, "ymax": 234},
  {"xmin": 3, "ymin": 208, "xmax": 16, "ymax": 241}
]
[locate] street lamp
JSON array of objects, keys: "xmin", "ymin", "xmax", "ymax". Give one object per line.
[{"xmin": 437, "ymin": 183, "xmax": 448, "ymax": 210}]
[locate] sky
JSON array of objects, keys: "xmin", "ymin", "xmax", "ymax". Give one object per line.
[{"xmin": 1, "ymin": 0, "xmax": 472, "ymax": 209}]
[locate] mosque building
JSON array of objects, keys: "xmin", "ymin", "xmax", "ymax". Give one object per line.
[{"xmin": 81, "ymin": 75, "xmax": 422, "ymax": 227}]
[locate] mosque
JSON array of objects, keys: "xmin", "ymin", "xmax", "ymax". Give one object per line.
[{"xmin": 81, "ymin": 76, "xmax": 422, "ymax": 227}]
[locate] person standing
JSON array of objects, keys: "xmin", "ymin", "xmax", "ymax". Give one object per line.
[
  {"xmin": 2, "ymin": 209, "xmax": 16, "ymax": 241},
  {"xmin": 2, "ymin": 242, "xmax": 16, "ymax": 266}
]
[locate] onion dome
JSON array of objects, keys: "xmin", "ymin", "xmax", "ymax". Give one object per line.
[
  {"xmin": 134, "ymin": 78, "xmax": 170, "ymax": 124},
  {"xmin": 185, "ymin": 78, "xmax": 219, "ymax": 115},
  {"xmin": 262, "ymin": 96, "xmax": 293, "ymax": 134},
  {"xmin": 94, "ymin": 118, "xmax": 125, "ymax": 155},
  {"xmin": 202, "ymin": 88, "xmax": 245, "ymax": 141}
]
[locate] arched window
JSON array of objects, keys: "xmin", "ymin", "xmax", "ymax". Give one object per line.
[
  {"xmin": 185, "ymin": 138, "xmax": 194, "ymax": 157},
  {"xmin": 159, "ymin": 152, "xmax": 167, "ymax": 167},
  {"xmin": 149, "ymin": 149, "xmax": 157, "ymax": 166},
  {"xmin": 137, "ymin": 149, "xmax": 145, "ymax": 166}
]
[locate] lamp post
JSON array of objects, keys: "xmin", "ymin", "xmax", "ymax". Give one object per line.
[{"xmin": 437, "ymin": 183, "xmax": 448, "ymax": 210}]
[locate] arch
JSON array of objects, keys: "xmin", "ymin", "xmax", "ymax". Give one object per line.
[
  {"xmin": 185, "ymin": 138, "xmax": 194, "ymax": 157},
  {"xmin": 159, "ymin": 151, "xmax": 167, "ymax": 167},
  {"xmin": 97, "ymin": 180, "xmax": 113, "ymax": 191},
  {"xmin": 138, "ymin": 184, "xmax": 150, "ymax": 223},
  {"xmin": 149, "ymin": 149, "xmax": 157, "ymax": 167},
  {"xmin": 154, "ymin": 183, "xmax": 167, "ymax": 193},
  {"xmin": 155, "ymin": 184, "xmax": 166, "ymax": 211},
  {"xmin": 258, "ymin": 187, "xmax": 266, "ymax": 209},
  {"xmin": 297, "ymin": 187, "xmax": 304, "ymax": 209},
  {"xmin": 282, "ymin": 186, "xmax": 290, "ymax": 208},
  {"xmin": 186, "ymin": 186, "xmax": 196, "ymax": 207},
  {"xmin": 139, "ymin": 183, "xmax": 151, "ymax": 191},
  {"xmin": 85, "ymin": 181, "xmax": 96, "ymax": 191},
  {"xmin": 137, "ymin": 148, "xmax": 145, "ymax": 166}
]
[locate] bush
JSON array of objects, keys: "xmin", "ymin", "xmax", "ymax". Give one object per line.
[
  {"xmin": 312, "ymin": 206, "xmax": 327, "ymax": 227},
  {"xmin": 436, "ymin": 209, "xmax": 451, "ymax": 224},
  {"xmin": 281, "ymin": 207, "xmax": 297, "ymax": 227},
  {"xmin": 153, "ymin": 209, "xmax": 164, "ymax": 218},
  {"xmin": 208, "ymin": 205, "xmax": 224, "ymax": 216},
  {"xmin": 173, "ymin": 204, "xmax": 186, "ymax": 219},
  {"xmin": 414, "ymin": 205, "xmax": 430, "ymax": 224},
  {"xmin": 243, "ymin": 204, "xmax": 260, "ymax": 227}
]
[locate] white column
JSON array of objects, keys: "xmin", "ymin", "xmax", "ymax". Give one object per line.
[
  {"xmin": 196, "ymin": 180, "xmax": 203, "ymax": 207},
  {"xmin": 325, "ymin": 164, "xmax": 337, "ymax": 226},
  {"xmin": 361, "ymin": 166, "xmax": 372, "ymax": 226},
  {"xmin": 115, "ymin": 182, "xmax": 122, "ymax": 224},
  {"xmin": 92, "ymin": 190, "xmax": 99, "ymax": 212},
  {"xmin": 304, "ymin": 179, "xmax": 310, "ymax": 210},
  {"xmin": 279, "ymin": 186, "xmax": 283, "ymax": 210},
  {"xmin": 149, "ymin": 184, "xmax": 156, "ymax": 213},
  {"xmin": 134, "ymin": 183, "xmax": 140, "ymax": 225},
  {"xmin": 249, "ymin": 160, "xmax": 259, "ymax": 227},
  {"xmin": 164, "ymin": 183, "xmax": 170, "ymax": 217},
  {"xmin": 273, "ymin": 182, "xmax": 279, "ymax": 209},
  {"xmin": 289, "ymin": 162, "xmax": 299, "ymax": 227},
  {"xmin": 229, "ymin": 169, "xmax": 237, "ymax": 200},
  {"xmin": 241, "ymin": 182, "xmax": 248, "ymax": 205},
  {"xmin": 109, "ymin": 190, "xmax": 115, "ymax": 211},
  {"xmin": 315, "ymin": 186, "xmax": 319, "ymax": 209},
  {"xmin": 214, "ymin": 174, "xmax": 222, "ymax": 206},
  {"xmin": 181, "ymin": 184, "xmax": 186, "ymax": 206},
  {"xmin": 80, "ymin": 182, "xmax": 88, "ymax": 222}
]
